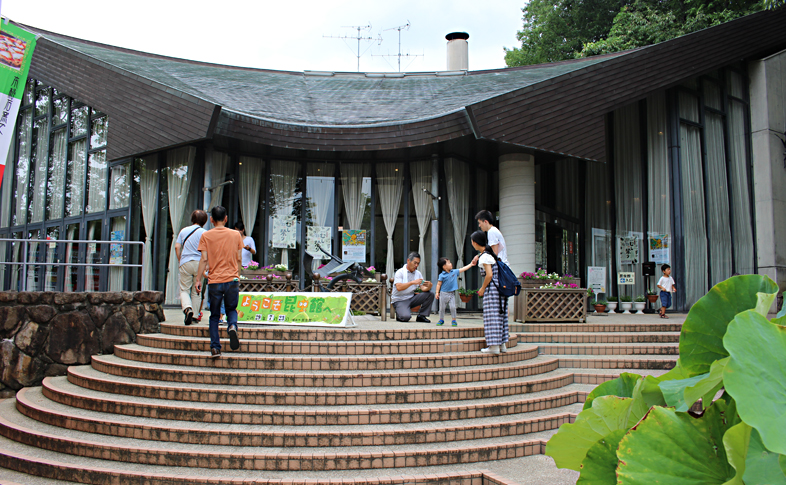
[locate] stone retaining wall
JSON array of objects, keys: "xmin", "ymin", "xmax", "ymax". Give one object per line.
[{"xmin": 0, "ymin": 291, "xmax": 164, "ymax": 396}]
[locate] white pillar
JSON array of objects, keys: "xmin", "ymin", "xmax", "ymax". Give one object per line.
[
  {"xmin": 749, "ymin": 49, "xmax": 786, "ymax": 311},
  {"xmin": 499, "ymin": 153, "xmax": 536, "ymax": 318}
]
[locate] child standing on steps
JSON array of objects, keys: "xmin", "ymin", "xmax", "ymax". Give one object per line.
[
  {"xmin": 657, "ymin": 264, "xmax": 676, "ymax": 319},
  {"xmin": 435, "ymin": 257, "xmax": 475, "ymax": 326}
]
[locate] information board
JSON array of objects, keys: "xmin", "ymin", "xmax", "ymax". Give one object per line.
[
  {"xmin": 588, "ymin": 266, "xmax": 607, "ymax": 294},
  {"xmin": 618, "ymin": 272, "xmax": 636, "ymax": 285},
  {"xmin": 619, "ymin": 237, "xmax": 639, "ymax": 264},
  {"xmin": 236, "ymin": 292, "xmax": 355, "ymax": 327}
]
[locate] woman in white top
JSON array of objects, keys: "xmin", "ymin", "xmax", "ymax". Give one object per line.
[
  {"xmin": 234, "ymin": 221, "xmax": 256, "ymax": 267},
  {"xmin": 471, "ymin": 230, "xmax": 509, "ymax": 355}
]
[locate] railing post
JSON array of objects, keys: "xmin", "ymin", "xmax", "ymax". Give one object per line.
[{"xmin": 22, "ymin": 240, "xmax": 29, "ymax": 291}]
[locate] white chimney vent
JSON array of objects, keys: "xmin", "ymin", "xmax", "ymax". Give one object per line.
[{"xmin": 446, "ymin": 32, "xmax": 469, "ymax": 71}]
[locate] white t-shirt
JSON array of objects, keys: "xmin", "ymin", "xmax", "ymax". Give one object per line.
[
  {"xmin": 478, "ymin": 253, "xmax": 496, "ymax": 267},
  {"xmin": 486, "ymin": 226, "xmax": 508, "ymax": 264},
  {"xmin": 176, "ymin": 225, "xmax": 206, "ymax": 266},
  {"xmin": 392, "ymin": 266, "xmax": 423, "ymax": 303},
  {"xmin": 241, "ymin": 236, "xmax": 256, "ymax": 266},
  {"xmin": 658, "ymin": 275, "xmax": 675, "ymax": 292}
]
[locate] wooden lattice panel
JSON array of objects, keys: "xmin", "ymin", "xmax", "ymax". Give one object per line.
[
  {"xmin": 520, "ymin": 289, "xmax": 587, "ymax": 323},
  {"xmin": 239, "ymin": 280, "xmax": 297, "ymax": 293}
]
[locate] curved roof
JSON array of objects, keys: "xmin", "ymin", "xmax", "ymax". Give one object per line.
[{"xmin": 29, "ymin": 28, "xmax": 621, "ymax": 127}]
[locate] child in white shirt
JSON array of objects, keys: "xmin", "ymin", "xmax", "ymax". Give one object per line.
[{"xmin": 657, "ymin": 264, "xmax": 676, "ymax": 318}]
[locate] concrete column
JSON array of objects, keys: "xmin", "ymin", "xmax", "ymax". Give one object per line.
[
  {"xmin": 749, "ymin": 48, "xmax": 786, "ymax": 310},
  {"xmin": 499, "ymin": 153, "xmax": 535, "ymax": 319}
]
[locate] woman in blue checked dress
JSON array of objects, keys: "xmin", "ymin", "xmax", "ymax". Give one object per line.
[{"xmin": 470, "ymin": 230, "xmax": 509, "ymax": 355}]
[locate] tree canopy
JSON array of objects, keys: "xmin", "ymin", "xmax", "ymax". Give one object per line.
[{"xmin": 504, "ymin": 0, "xmax": 783, "ymax": 67}]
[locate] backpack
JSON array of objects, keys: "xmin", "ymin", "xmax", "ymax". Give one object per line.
[{"xmin": 494, "ymin": 260, "xmax": 521, "ymax": 298}]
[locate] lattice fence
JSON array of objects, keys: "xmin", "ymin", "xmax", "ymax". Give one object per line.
[
  {"xmin": 515, "ymin": 288, "xmax": 587, "ymax": 322},
  {"xmin": 239, "ymin": 276, "xmax": 298, "ymax": 293}
]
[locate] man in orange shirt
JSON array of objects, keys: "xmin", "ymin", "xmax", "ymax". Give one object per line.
[{"xmin": 195, "ymin": 206, "xmax": 244, "ymax": 358}]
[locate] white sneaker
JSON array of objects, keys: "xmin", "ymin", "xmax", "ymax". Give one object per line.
[
  {"xmin": 501, "ymin": 343, "xmax": 507, "ymax": 353},
  {"xmin": 481, "ymin": 345, "xmax": 500, "ymax": 355}
]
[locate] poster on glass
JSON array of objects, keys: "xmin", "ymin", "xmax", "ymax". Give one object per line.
[
  {"xmin": 272, "ymin": 216, "xmax": 297, "ymax": 249},
  {"xmin": 342, "ymin": 229, "xmax": 366, "ymax": 262}
]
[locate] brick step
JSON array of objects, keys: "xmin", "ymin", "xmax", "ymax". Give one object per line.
[
  {"xmin": 0, "ymin": 435, "xmax": 522, "ymax": 484},
  {"xmin": 518, "ymin": 332, "xmax": 680, "ymax": 344},
  {"xmin": 66, "ymin": 363, "xmax": 570, "ymax": 406},
  {"xmin": 0, "ymin": 404, "xmax": 553, "ymax": 471},
  {"xmin": 89, "ymin": 352, "xmax": 552, "ymax": 387},
  {"xmin": 510, "ymin": 323, "xmax": 682, "ymax": 333},
  {"xmin": 558, "ymin": 355, "xmax": 678, "ymax": 370},
  {"xmin": 161, "ymin": 322, "xmax": 486, "ymax": 341},
  {"xmin": 15, "ymin": 387, "xmax": 579, "ymax": 447},
  {"xmin": 113, "ymin": 342, "xmax": 535, "ymax": 370},
  {"xmin": 42, "ymin": 376, "xmax": 592, "ymax": 425},
  {"xmin": 539, "ymin": 342, "xmax": 679, "ymax": 355},
  {"xmin": 135, "ymin": 333, "xmax": 520, "ymax": 355}
]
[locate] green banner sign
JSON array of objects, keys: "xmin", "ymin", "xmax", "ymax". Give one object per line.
[{"xmin": 237, "ymin": 292, "xmax": 355, "ymax": 327}]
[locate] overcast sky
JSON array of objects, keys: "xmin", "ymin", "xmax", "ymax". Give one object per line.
[{"xmin": 3, "ymin": 0, "xmax": 526, "ymax": 73}]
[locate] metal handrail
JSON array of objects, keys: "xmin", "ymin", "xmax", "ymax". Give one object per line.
[{"xmin": 0, "ymin": 238, "xmax": 145, "ymax": 291}]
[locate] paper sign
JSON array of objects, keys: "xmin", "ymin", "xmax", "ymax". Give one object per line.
[
  {"xmin": 272, "ymin": 216, "xmax": 297, "ymax": 249},
  {"xmin": 110, "ymin": 230, "xmax": 124, "ymax": 265},
  {"xmin": 619, "ymin": 237, "xmax": 639, "ymax": 264},
  {"xmin": 618, "ymin": 272, "xmax": 636, "ymax": 285},
  {"xmin": 649, "ymin": 234, "xmax": 670, "ymax": 264},
  {"xmin": 342, "ymin": 229, "xmax": 366, "ymax": 262},
  {"xmin": 588, "ymin": 266, "xmax": 606, "ymax": 294},
  {"xmin": 306, "ymin": 226, "xmax": 331, "ymax": 258},
  {"xmin": 237, "ymin": 292, "xmax": 353, "ymax": 327}
]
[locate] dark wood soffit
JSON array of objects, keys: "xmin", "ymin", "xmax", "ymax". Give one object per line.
[
  {"xmin": 470, "ymin": 8, "xmax": 786, "ymax": 161},
  {"xmin": 28, "ymin": 38, "xmax": 219, "ymax": 161}
]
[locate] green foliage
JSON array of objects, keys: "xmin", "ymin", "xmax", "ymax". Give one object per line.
[
  {"xmin": 545, "ymin": 274, "xmax": 786, "ymax": 483},
  {"xmin": 607, "ymin": 296, "xmax": 618, "ymax": 302},
  {"xmin": 634, "ymin": 294, "xmax": 646, "ymax": 302},
  {"xmin": 620, "ymin": 295, "xmax": 632, "ymax": 302}
]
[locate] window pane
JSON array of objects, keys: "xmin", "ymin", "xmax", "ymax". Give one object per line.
[
  {"xmin": 91, "ymin": 117, "xmax": 108, "ymax": 148},
  {"xmin": 108, "ymin": 163, "xmax": 130, "ymax": 209},
  {"xmin": 45, "ymin": 226, "xmax": 60, "ymax": 291},
  {"xmin": 13, "ymin": 110, "xmax": 32, "ymax": 226},
  {"xmin": 703, "ymin": 80, "xmax": 722, "ymax": 111},
  {"xmin": 47, "ymin": 129, "xmax": 68, "ymax": 220},
  {"xmin": 85, "ymin": 219, "xmax": 102, "ymax": 292},
  {"xmin": 109, "ymin": 215, "xmax": 127, "ymax": 291},
  {"xmin": 728, "ymin": 71, "xmax": 744, "ymax": 99},
  {"xmin": 1, "ymin": 142, "xmax": 13, "ymax": 227},
  {"xmin": 53, "ymin": 96, "xmax": 68, "ymax": 125},
  {"xmin": 71, "ymin": 105, "xmax": 89, "ymax": 138},
  {"xmin": 29, "ymin": 118, "xmax": 50, "ymax": 224},
  {"xmin": 86, "ymin": 150, "xmax": 107, "ymax": 213},
  {"xmin": 35, "ymin": 89, "xmax": 49, "ymax": 117},
  {"xmin": 23, "ymin": 79, "xmax": 35, "ymax": 105},
  {"xmin": 64, "ymin": 223, "xmax": 80, "ymax": 292},
  {"xmin": 66, "ymin": 139, "xmax": 86, "ymax": 217},
  {"xmin": 26, "ymin": 228, "xmax": 42, "ymax": 291},
  {"xmin": 679, "ymin": 91, "xmax": 699, "ymax": 123}
]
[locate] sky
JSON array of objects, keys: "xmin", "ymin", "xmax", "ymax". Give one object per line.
[{"xmin": 2, "ymin": 0, "xmax": 526, "ymax": 73}]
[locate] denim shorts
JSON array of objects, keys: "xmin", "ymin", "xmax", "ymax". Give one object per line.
[{"xmin": 660, "ymin": 291, "xmax": 672, "ymax": 308}]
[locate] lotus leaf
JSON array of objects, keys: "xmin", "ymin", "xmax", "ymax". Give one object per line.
[
  {"xmin": 577, "ymin": 429, "xmax": 627, "ymax": 484},
  {"xmin": 679, "ymin": 275, "xmax": 778, "ymax": 376},
  {"xmin": 724, "ymin": 310, "xmax": 786, "ymax": 455},
  {"xmin": 743, "ymin": 427, "xmax": 786, "ymax": 484},
  {"xmin": 722, "ymin": 421, "xmax": 750, "ymax": 485},
  {"xmin": 583, "ymin": 373, "xmax": 641, "ymax": 410},
  {"xmin": 660, "ymin": 357, "xmax": 728, "ymax": 412}
]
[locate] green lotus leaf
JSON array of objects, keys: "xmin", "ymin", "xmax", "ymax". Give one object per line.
[
  {"xmin": 577, "ymin": 429, "xmax": 627, "ymax": 485},
  {"xmin": 743, "ymin": 427, "xmax": 786, "ymax": 485},
  {"xmin": 656, "ymin": 359, "xmax": 690, "ymax": 382},
  {"xmin": 660, "ymin": 357, "xmax": 728, "ymax": 412},
  {"xmin": 616, "ymin": 401, "xmax": 739, "ymax": 484},
  {"xmin": 680, "ymin": 275, "xmax": 778, "ymax": 376},
  {"xmin": 627, "ymin": 375, "xmax": 668, "ymax": 426},
  {"xmin": 583, "ymin": 373, "xmax": 642, "ymax": 410},
  {"xmin": 546, "ymin": 396, "xmax": 635, "ymax": 471},
  {"xmin": 780, "ymin": 454, "xmax": 786, "ymax": 476},
  {"xmin": 724, "ymin": 310, "xmax": 786, "ymax": 455},
  {"xmin": 777, "ymin": 299, "xmax": 786, "ymax": 319},
  {"xmin": 722, "ymin": 422, "xmax": 751, "ymax": 485}
]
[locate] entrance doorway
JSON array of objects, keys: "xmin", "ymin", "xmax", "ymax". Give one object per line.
[{"xmin": 536, "ymin": 211, "xmax": 580, "ymax": 277}]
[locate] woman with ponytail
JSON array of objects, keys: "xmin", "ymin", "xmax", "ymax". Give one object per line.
[{"xmin": 470, "ymin": 230, "xmax": 509, "ymax": 355}]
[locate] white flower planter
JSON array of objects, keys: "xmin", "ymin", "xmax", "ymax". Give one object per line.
[
  {"xmin": 634, "ymin": 302, "xmax": 646, "ymax": 314},
  {"xmin": 620, "ymin": 302, "xmax": 633, "ymax": 314},
  {"xmin": 607, "ymin": 302, "xmax": 618, "ymax": 313}
]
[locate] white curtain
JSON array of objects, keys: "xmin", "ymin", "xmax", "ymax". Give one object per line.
[
  {"xmin": 47, "ymin": 129, "xmax": 68, "ymax": 220},
  {"xmin": 340, "ymin": 163, "xmax": 370, "ymax": 230},
  {"xmin": 727, "ymin": 99, "xmax": 755, "ymax": 275},
  {"xmin": 64, "ymin": 225, "xmax": 78, "ymax": 293},
  {"xmin": 306, "ymin": 163, "xmax": 334, "ymax": 227},
  {"xmin": 109, "ymin": 217, "xmax": 126, "ymax": 291},
  {"xmin": 207, "ymin": 151, "xmax": 230, "ymax": 219},
  {"xmin": 108, "ymin": 164, "xmax": 131, "ymax": 210},
  {"xmin": 238, "ymin": 156, "xmax": 264, "ymax": 235},
  {"xmin": 45, "ymin": 229, "xmax": 58, "ymax": 291},
  {"xmin": 165, "ymin": 146, "xmax": 196, "ymax": 305},
  {"xmin": 85, "ymin": 224, "xmax": 99, "ymax": 292},
  {"xmin": 705, "ymin": 113, "xmax": 732, "ymax": 286},
  {"xmin": 30, "ymin": 121, "xmax": 49, "ymax": 224},
  {"xmin": 647, "ymin": 94, "xmax": 670, "ymax": 259},
  {"xmin": 10, "ymin": 236, "xmax": 22, "ymax": 291},
  {"xmin": 446, "ymin": 158, "xmax": 470, "ymax": 306},
  {"xmin": 679, "ymin": 90, "xmax": 707, "ymax": 307},
  {"xmin": 410, "ymin": 160, "xmax": 434, "ymax": 270},
  {"xmin": 613, "ymin": 104, "xmax": 645, "ymax": 298},
  {"xmin": 86, "ymin": 150, "xmax": 108, "ymax": 213},
  {"xmin": 14, "ymin": 111, "xmax": 32, "ymax": 225},
  {"xmin": 586, "ymin": 161, "xmax": 612, "ymax": 295},
  {"xmin": 66, "ymin": 139, "xmax": 86, "ymax": 217},
  {"xmin": 377, "ymin": 163, "xmax": 404, "ymax": 278},
  {"xmin": 271, "ymin": 160, "xmax": 300, "ymax": 267},
  {"xmin": 139, "ymin": 157, "xmax": 158, "ymax": 291}
]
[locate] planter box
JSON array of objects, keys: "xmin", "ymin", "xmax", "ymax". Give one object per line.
[
  {"xmin": 514, "ymin": 288, "xmax": 588, "ymax": 323},
  {"xmin": 517, "ymin": 277, "xmax": 582, "ymax": 289}
]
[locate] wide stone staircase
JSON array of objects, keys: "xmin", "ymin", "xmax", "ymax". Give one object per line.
[{"xmin": 0, "ymin": 316, "xmax": 680, "ymax": 484}]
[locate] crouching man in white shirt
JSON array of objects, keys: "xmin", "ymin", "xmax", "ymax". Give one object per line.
[{"xmin": 391, "ymin": 252, "xmax": 435, "ymax": 323}]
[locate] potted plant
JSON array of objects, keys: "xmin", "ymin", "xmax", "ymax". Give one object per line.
[
  {"xmin": 646, "ymin": 288, "xmax": 659, "ymax": 304},
  {"xmin": 633, "ymin": 294, "xmax": 647, "ymax": 314},
  {"xmin": 620, "ymin": 295, "xmax": 633, "ymax": 314},
  {"xmin": 607, "ymin": 296, "xmax": 618, "ymax": 313},
  {"xmin": 458, "ymin": 287, "xmax": 477, "ymax": 303},
  {"xmin": 593, "ymin": 299, "xmax": 607, "ymax": 313}
]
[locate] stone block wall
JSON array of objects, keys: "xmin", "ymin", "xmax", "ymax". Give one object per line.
[{"xmin": 0, "ymin": 291, "xmax": 164, "ymax": 396}]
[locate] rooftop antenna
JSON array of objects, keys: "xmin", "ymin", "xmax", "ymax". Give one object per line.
[
  {"xmin": 323, "ymin": 24, "xmax": 382, "ymax": 72},
  {"xmin": 373, "ymin": 21, "xmax": 423, "ymax": 72}
]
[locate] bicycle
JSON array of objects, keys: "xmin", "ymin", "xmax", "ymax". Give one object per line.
[{"xmin": 303, "ymin": 244, "xmax": 373, "ymax": 292}]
